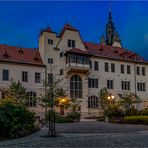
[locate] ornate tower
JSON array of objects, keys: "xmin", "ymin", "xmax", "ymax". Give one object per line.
[
  {"xmin": 100, "ymin": 34, "xmax": 106, "ymax": 45},
  {"xmin": 112, "ymin": 31, "xmax": 122, "ymax": 47},
  {"xmin": 106, "ymin": 10, "xmax": 115, "ymax": 45}
]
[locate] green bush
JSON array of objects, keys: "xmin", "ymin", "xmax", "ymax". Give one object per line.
[
  {"xmin": 45, "ymin": 111, "xmax": 74, "ymax": 123},
  {"xmin": 0, "ymin": 98, "xmax": 37, "ymax": 139},
  {"xmin": 125, "ymin": 106, "xmax": 138, "ymax": 116},
  {"xmin": 105, "ymin": 105, "xmax": 124, "ymax": 117},
  {"xmin": 55, "ymin": 116, "xmax": 74, "ymax": 123},
  {"xmin": 123, "ymin": 116, "xmax": 148, "ymax": 124},
  {"xmin": 67, "ymin": 112, "xmax": 81, "ymax": 120},
  {"xmin": 139, "ymin": 108, "xmax": 148, "ymax": 116}
]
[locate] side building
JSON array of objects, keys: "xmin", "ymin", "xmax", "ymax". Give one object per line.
[{"xmin": 0, "ymin": 45, "xmax": 46, "ymax": 117}]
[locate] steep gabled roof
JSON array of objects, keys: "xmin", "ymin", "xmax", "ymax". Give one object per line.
[
  {"xmin": 40, "ymin": 26, "xmax": 56, "ymax": 36},
  {"xmin": 0, "ymin": 44, "xmax": 44, "ymax": 66},
  {"xmin": 59, "ymin": 23, "xmax": 78, "ymax": 37}
]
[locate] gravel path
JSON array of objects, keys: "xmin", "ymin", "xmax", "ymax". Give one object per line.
[{"xmin": 0, "ymin": 121, "xmax": 148, "ymax": 147}]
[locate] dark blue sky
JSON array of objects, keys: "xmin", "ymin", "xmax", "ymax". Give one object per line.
[{"xmin": 0, "ymin": 1, "xmax": 148, "ymax": 60}]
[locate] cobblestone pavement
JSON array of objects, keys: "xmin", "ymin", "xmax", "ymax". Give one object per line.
[{"xmin": 0, "ymin": 121, "xmax": 148, "ymax": 147}]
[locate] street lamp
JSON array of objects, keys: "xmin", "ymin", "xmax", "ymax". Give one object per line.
[{"xmin": 108, "ymin": 94, "xmax": 115, "ymax": 104}]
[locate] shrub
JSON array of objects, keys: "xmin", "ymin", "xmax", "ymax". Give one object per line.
[
  {"xmin": 0, "ymin": 98, "xmax": 37, "ymax": 139},
  {"xmin": 124, "ymin": 106, "xmax": 138, "ymax": 116},
  {"xmin": 123, "ymin": 116, "xmax": 148, "ymax": 124},
  {"xmin": 139, "ymin": 108, "xmax": 148, "ymax": 116},
  {"xmin": 45, "ymin": 111, "xmax": 74, "ymax": 123},
  {"xmin": 105, "ymin": 105, "xmax": 124, "ymax": 117},
  {"xmin": 55, "ymin": 116, "xmax": 74, "ymax": 123},
  {"xmin": 67, "ymin": 112, "xmax": 81, "ymax": 120}
]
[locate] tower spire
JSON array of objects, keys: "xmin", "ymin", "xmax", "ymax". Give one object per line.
[
  {"xmin": 108, "ymin": 2, "xmax": 112, "ymax": 21},
  {"xmin": 106, "ymin": 9, "xmax": 115, "ymax": 45}
]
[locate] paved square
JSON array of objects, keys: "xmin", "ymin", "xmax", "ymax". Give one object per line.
[{"xmin": 0, "ymin": 121, "xmax": 148, "ymax": 147}]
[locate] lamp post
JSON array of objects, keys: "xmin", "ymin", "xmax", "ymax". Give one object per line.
[
  {"xmin": 59, "ymin": 97, "xmax": 66, "ymax": 116},
  {"xmin": 108, "ymin": 94, "xmax": 115, "ymax": 104}
]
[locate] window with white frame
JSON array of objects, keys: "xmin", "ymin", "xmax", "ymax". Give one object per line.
[
  {"xmin": 68, "ymin": 39, "xmax": 75, "ymax": 48},
  {"xmin": 137, "ymin": 82, "xmax": 146, "ymax": 91},
  {"xmin": 127, "ymin": 65, "xmax": 131, "ymax": 74},
  {"xmin": 26, "ymin": 91, "xmax": 36, "ymax": 107},
  {"xmin": 70, "ymin": 75, "xmax": 82, "ymax": 98},
  {"xmin": 142, "ymin": 67, "xmax": 146, "ymax": 76},
  {"xmin": 22, "ymin": 71, "xmax": 28, "ymax": 82},
  {"xmin": 2, "ymin": 69, "xmax": 9, "ymax": 81},
  {"xmin": 88, "ymin": 96, "xmax": 98, "ymax": 108},
  {"xmin": 107, "ymin": 80, "xmax": 114, "ymax": 89},
  {"xmin": 121, "ymin": 81, "xmax": 130, "ymax": 90},
  {"xmin": 48, "ymin": 39, "xmax": 53, "ymax": 45},
  {"xmin": 88, "ymin": 78, "xmax": 98, "ymax": 88},
  {"xmin": 111, "ymin": 63, "xmax": 115, "ymax": 72},
  {"xmin": 121, "ymin": 64, "xmax": 124, "ymax": 74}
]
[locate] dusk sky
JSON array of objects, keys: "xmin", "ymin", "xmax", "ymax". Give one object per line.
[{"xmin": 0, "ymin": 1, "xmax": 148, "ymax": 60}]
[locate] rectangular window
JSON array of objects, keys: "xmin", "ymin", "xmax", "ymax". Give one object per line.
[
  {"xmin": 48, "ymin": 39, "xmax": 53, "ymax": 45},
  {"xmin": 105, "ymin": 62, "xmax": 109, "ymax": 72},
  {"xmin": 35, "ymin": 73, "xmax": 41, "ymax": 83},
  {"xmin": 94, "ymin": 61, "xmax": 99, "ymax": 71},
  {"xmin": 60, "ymin": 69, "xmax": 63, "ymax": 75},
  {"xmin": 121, "ymin": 65, "xmax": 124, "ymax": 74},
  {"xmin": 48, "ymin": 74, "xmax": 53, "ymax": 85},
  {"xmin": 2, "ymin": 69, "xmax": 9, "ymax": 81},
  {"xmin": 142, "ymin": 67, "xmax": 145, "ymax": 76},
  {"xmin": 48, "ymin": 58, "xmax": 53, "ymax": 64},
  {"xmin": 22, "ymin": 71, "xmax": 28, "ymax": 82},
  {"xmin": 107, "ymin": 80, "xmax": 114, "ymax": 89},
  {"xmin": 88, "ymin": 78, "xmax": 98, "ymax": 88},
  {"xmin": 121, "ymin": 81, "xmax": 130, "ymax": 90},
  {"xmin": 127, "ymin": 65, "xmax": 131, "ymax": 74},
  {"xmin": 90, "ymin": 61, "xmax": 92, "ymax": 69},
  {"xmin": 137, "ymin": 66, "xmax": 140, "ymax": 75},
  {"xmin": 68, "ymin": 39, "xmax": 75, "ymax": 48},
  {"xmin": 60, "ymin": 52, "xmax": 63, "ymax": 57},
  {"xmin": 111, "ymin": 63, "xmax": 115, "ymax": 73},
  {"xmin": 137, "ymin": 82, "xmax": 146, "ymax": 91}
]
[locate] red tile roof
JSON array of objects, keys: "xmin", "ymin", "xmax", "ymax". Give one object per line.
[
  {"xmin": 65, "ymin": 48, "xmax": 90, "ymax": 56},
  {"xmin": 84, "ymin": 42, "xmax": 145, "ymax": 63},
  {"xmin": 0, "ymin": 44, "xmax": 44, "ymax": 66},
  {"xmin": 59, "ymin": 23, "xmax": 78, "ymax": 37}
]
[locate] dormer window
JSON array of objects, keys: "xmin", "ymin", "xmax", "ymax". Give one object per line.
[
  {"xmin": 48, "ymin": 39, "xmax": 53, "ymax": 45},
  {"xmin": 18, "ymin": 48, "xmax": 24, "ymax": 54},
  {"xmin": 68, "ymin": 39, "xmax": 75, "ymax": 48},
  {"xmin": 3, "ymin": 51, "xmax": 9, "ymax": 58}
]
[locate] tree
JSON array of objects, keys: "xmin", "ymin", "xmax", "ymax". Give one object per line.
[
  {"xmin": 120, "ymin": 92, "xmax": 141, "ymax": 116},
  {"xmin": 0, "ymin": 81, "xmax": 27, "ymax": 105},
  {"xmin": 39, "ymin": 77, "xmax": 67, "ymax": 137},
  {"xmin": 98, "ymin": 87, "xmax": 110, "ymax": 111}
]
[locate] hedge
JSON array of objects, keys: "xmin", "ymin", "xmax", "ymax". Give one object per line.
[{"xmin": 123, "ymin": 116, "xmax": 148, "ymax": 124}]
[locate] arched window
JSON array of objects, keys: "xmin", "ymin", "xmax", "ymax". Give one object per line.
[
  {"xmin": 70, "ymin": 75, "xmax": 82, "ymax": 98},
  {"xmin": 88, "ymin": 96, "xmax": 98, "ymax": 108},
  {"xmin": 26, "ymin": 91, "xmax": 36, "ymax": 107}
]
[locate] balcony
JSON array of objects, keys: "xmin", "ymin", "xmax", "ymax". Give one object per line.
[{"xmin": 66, "ymin": 54, "xmax": 90, "ymax": 74}]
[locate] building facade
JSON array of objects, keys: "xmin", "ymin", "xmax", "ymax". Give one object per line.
[{"xmin": 0, "ymin": 12, "xmax": 148, "ymax": 118}]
